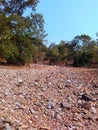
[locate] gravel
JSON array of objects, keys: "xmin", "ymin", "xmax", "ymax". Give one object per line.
[{"xmin": 0, "ymin": 64, "xmax": 98, "ymax": 130}]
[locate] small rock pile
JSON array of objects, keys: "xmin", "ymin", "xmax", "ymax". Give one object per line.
[{"xmin": 0, "ymin": 65, "xmax": 98, "ymax": 130}]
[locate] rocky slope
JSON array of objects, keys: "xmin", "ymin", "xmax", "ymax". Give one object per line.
[{"xmin": 0, "ymin": 65, "xmax": 98, "ymax": 130}]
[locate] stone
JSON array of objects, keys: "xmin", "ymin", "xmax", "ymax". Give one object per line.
[
  {"xmin": 56, "ymin": 107, "xmax": 62, "ymax": 112},
  {"xmin": 77, "ymin": 100, "xmax": 82, "ymax": 105},
  {"xmin": 47, "ymin": 101, "xmax": 55, "ymax": 109},
  {"xmin": 93, "ymin": 83, "xmax": 98, "ymax": 88},
  {"xmin": 34, "ymin": 81, "xmax": 38, "ymax": 85},
  {"xmin": 90, "ymin": 106, "xmax": 97, "ymax": 114},
  {"xmin": 55, "ymin": 114, "xmax": 62, "ymax": 120},
  {"xmin": 60, "ymin": 102, "xmax": 71, "ymax": 110},
  {"xmin": 17, "ymin": 79, "xmax": 24, "ymax": 86},
  {"xmin": 18, "ymin": 79, "xmax": 23, "ymax": 84},
  {"xmin": 0, "ymin": 99, "xmax": 5, "ymax": 103},
  {"xmin": 66, "ymin": 80, "xmax": 72, "ymax": 87},
  {"xmin": 29, "ymin": 108, "xmax": 37, "ymax": 114},
  {"xmin": 5, "ymin": 123, "xmax": 12, "ymax": 130},
  {"xmin": 81, "ymin": 102, "xmax": 91, "ymax": 110},
  {"xmin": 81, "ymin": 94, "xmax": 92, "ymax": 101},
  {"xmin": 48, "ymin": 82, "xmax": 51, "ymax": 85}
]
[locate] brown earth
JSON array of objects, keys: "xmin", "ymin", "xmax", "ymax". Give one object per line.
[{"xmin": 0, "ymin": 64, "xmax": 98, "ymax": 130}]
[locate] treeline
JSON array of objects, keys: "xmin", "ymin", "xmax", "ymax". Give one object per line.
[
  {"xmin": 28, "ymin": 34, "xmax": 98, "ymax": 67},
  {"xmin": 1, "ymin": 31, "xmax": 98, "ymax": 67},
  {"xmin": 45, "ymin": 35, "xmax": 98, "ymax": 67},
  {"xmin": 0, "ymin": 1, "xmax": 98, "ymax": 67}
]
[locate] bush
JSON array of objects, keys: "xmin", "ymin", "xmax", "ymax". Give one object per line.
[
  {"xmin": 73, "ymin": 51, "xmax": 93, "ymax": 67},
  {"xmin": 0, "ymin": 40, "xmax": 19, "ymax": 64}
]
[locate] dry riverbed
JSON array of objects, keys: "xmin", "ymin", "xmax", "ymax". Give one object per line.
[{"xmin": 0, "ymin": 64, "xmax": 98, "ymax": 130}]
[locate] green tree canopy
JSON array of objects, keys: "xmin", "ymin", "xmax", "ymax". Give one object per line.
[
  {"xmin": 0, "ymin": 0, "xmax": 46, "ymax": 65},
  {"xmin": 0, "ymin": 0, "xmax": 39, "ymax": 15},
  {"xmin": 70, "ymin": 35, "xmax": 97, "ymax": 66}
]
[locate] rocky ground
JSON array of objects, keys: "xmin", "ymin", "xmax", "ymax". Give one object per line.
[{"xmin": 0, "ymin": 64, "xmax": 98, "ymax": 130}]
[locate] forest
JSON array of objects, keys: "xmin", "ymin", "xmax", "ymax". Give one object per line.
[{"xmin": 0, "ymin": 0, "xmax": 98, "ymax": 67}]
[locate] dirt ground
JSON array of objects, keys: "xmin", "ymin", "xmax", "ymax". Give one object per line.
[{"xmin": 0, "ymin": 64, "xmax": 98, "ymax": 130}]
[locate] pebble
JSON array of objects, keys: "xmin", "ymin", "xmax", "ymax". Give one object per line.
[
  {"xmin": 55, "ymin": 114, "xmax": 62, "ymax": 120},
  {"xmin": 47, "ymin": 101, "xmax": 55, "ymax": 109},
  {"xmin": 90, "ymin": 106, "xmax": 97, "ymax": 114},
  {"xmin": 60, "ymin": 102, "xmax": 71, "ymax": 110},
  {"xmin": 66, "ymin": 80, "xmax": 72, "ymax": 87},
  {"xmin": 81, "ymin": 94, "xmax": 92, "ymax": 101},
  {"xmin": 18, "ymin": 79, "xmax": 23, "ymax": 84},
  {"xmin": 5, "ymin": 123, "xmax": 12, "ymax": 130}
]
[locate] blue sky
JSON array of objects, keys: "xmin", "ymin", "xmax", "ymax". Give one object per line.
[{"xmin": 25, "ymin": 0, "xmax": 98, "ymax": 45}]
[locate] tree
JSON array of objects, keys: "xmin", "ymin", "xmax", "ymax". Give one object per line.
[
  {"xmin": 0, "ymin": 0, "xmax": 39, "ymax": 15},
  {"xmin": 0, "ymin": 0, "xmax": 46, "ymax": 65},
  {"xmin": 57, "ymin": 41, "xmax": 68, "ymax": 65},
  {"xmin": 32, "ymin": 42, "xmax": 48, "ymax": 63},
  {"xmin": 46, "ymin": 43, "xmax": 60, "ymax": 64},
  {"xmin": 70, "ymin": 35, "xmax": 95, "ymax": 66}
]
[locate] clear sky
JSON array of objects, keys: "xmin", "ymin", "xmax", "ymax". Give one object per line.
[
  {"xmin": 25, "ymin": 0, "xmax": 98, "ymax": 45},
  {"xmin": 36, "ymin": 0, "xmax": 98, "ymax": 45}
]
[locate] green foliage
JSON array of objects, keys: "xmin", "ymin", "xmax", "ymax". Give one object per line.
[
  {"xmin": 57, "ymin": 41, "xmax": 68, "ymax": 64},
  {"xmin": 70, "ymin": 35, "xmax": 97, "ymax": 66},
  {"xmin": 46, "ymin": 34, "xmax": 98, "ymax": 67},
  {"xmin": 33, "ymin": 43, "xmax": 47, "ymax": 63},
  {"xmin": 14, "ymin": 34, "xmax": 34, "ymax": 65},
  {"xmin": 0, "ymin": 0, "xmax": 46, "ymax": 65},
  {"xmin": 0, "ymin": 0, "xmax": 39, "ymax": 15},
  {"xmin": 0, "ymin": 39, "xmax": 19, "ymax": 64},
  {"xmin": 73, "ymin": 51, "xmax": 93, "ymax": 67},
  {"xmin": 0, "ymin": 0, "xmax": 98, "ymax": 67},
  {"xmin": 47, "ymin": 43, "xmax": 60, "ymax": 64}
]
